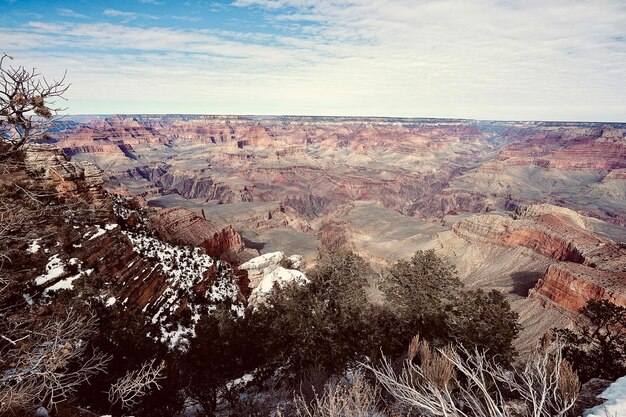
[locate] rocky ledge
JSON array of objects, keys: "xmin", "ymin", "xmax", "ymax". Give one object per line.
[
  {"xmin": 149, "ymin": 206, "xmax": 245, "ymax": 258},
  {"xmin": 24, "ymin": 144, "xmax": 106, "ymax": 205},
  {"xmin": 452, "ymin": 204, "xmax": 626, "ymax": 312}
]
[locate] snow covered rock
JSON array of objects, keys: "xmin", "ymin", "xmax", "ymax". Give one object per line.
[
  {"xmin": 239, "ymin": 251, "xmax": 305, "ymax": 289},
  {"xmin": 123, "ymin": 231, "xmax": 245, "ymax": 350},
  {"xmin": 584, "ymin": 375, "xmax": 626, "ymax": 416},
  {"xmin": 241, "ymin": 252, "xmax": 309, "ymax": 307}
]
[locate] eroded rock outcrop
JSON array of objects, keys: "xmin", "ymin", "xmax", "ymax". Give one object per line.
[
  {"xmin": 16, "ymin": 148, "xmax": 247, "ymax": 350},
  {"xmin": 530, "ymin": 263, "xmax": 626, "ymax": 311},
  {"xmin": 452, "ymin": 204, "xmax": 626, "ymax": 312},
  {"xmin": 24, "ymin": 144, "xmax": 106, "ymax": 205},
  {"xmin": 452, "ymin": 205, "xmax": 626, "ymax": 268},
  {"xmin": 149, "ymin": 206, "xmax": 245, "ymax": 258}
]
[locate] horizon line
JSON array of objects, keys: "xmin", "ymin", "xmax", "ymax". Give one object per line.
[{"xmin": 62, "ymin": 113, "xmax": 626, "ymax": 125}]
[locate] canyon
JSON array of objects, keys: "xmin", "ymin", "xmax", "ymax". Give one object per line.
[{"xmin": 49, "ymin": 115, "xmax": 626, "ymax": 349}]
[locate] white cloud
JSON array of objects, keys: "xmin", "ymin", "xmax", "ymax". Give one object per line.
[
  {"xmin": 3, "ymin": 0, "xmax": 626, "ymax": 120},
  {"xmin": 103, "ymin": 8, "xmax": 159, "ymax": 21},
  {"xmin": 103, "ymin": 9, "xmax": 137, "ymax": 18},
  {"xmin": 57, "ymin": 8, "xmax": 90, "ymax": 19}
]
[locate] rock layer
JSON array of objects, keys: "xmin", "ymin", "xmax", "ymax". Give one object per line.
[
  {"xmin": 149, "ymin": 206, "xmax": 245, "ymax": 258},
  {"xmin": 451, "ymin": 204, "xmax": 626, "ymax": 312},
  {"xmin": 24, "ymin": 144, "xmax": 106, "ymax": 205}
]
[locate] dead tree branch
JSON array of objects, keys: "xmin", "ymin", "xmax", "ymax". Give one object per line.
[
  {"xmin": 363, "ymin": 334, "xmax": 580, "ymax": 417},
  {"xmin": 108, "ymin": 359, "xmax": 166, "ymax": 410},
  {"xmin": 0, "ymin": 53, "xmax": 69, "ymax": 156}
]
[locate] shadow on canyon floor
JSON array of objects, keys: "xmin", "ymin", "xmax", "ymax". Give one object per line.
[{"xmin": 511, "ymin": 270, "xmax": 544, "ymax": 297}]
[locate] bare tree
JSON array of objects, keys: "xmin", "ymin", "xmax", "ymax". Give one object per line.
[
  {"xmin": 0, "ymin": 310, "xmax": 111, "ymax": 413},
  {"xmin": 0, "ymin": 53, "xmax": 69, "ymax": 156},
  {"xmin": 363, "ymin": 333, "xmax": 580, "ymax": 417},
  {"xmin": 108, "ymin": 359, "xmax": 166, "ymax": 411}
]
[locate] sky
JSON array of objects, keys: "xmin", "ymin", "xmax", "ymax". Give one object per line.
[{"xmin": 1, "ymin": 0, "xmax": 625, "ymax": 121}]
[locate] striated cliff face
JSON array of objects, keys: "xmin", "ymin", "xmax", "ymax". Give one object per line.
[
  {"xmin": 55, "ymin": 116, "xmax": 626, "ymax": 228},
  {"xmin": 15, "ymin": 145, "xmax": 251, "ymax": 350},
  {"xmin": 498, "ymin": 126, "xmax": 626, "ymax": 170},
  {"xmin": 530, "ymin": 263, "xmax": 626, "ymax": 311},
  {"xmin": 24, "ymin": 144, "xmax": 106, "ymax": 205},
  {"xmin": 31, "ymin": 218, "xmax": 245, "ymax": 349},
  {"xmin": 451, "ymin": 204, "xmax": 626, "ymax": 312},
  {"xmin": 452, "ymin": 204, "xmax": 626, "ymax": 268},
  {"xmin": 148, "ymin": 206, "xmax": 245, "ymax": 258}
]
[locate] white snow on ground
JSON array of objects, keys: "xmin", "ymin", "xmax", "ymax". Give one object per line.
[
  {"xmin": 243, "ymin": 251, "xmax": 309, "ymax": 307},
  {"xmin": 34, "ymin": 254, "xmax": 93, "ymax": 294},
  {"xmin": 255, "ymin": 267, "xmax": 308, "ymax": 295},
  {"xmin": 22, "ymin": 293, "xmax": 33, "ymax": 306},
  {"xmin": 585, "ymin": 375, "xmax": 626, "ymax": 417},
  {"xmin": 226, "ymin": 373, "xmax": 254, "ymax": 390},
  {"xmin": 43, "ymin": 265, "xmax": 93, "ymax": 294},
  {"xmin": 240, "ymin": 251, "xmax": 285, "ymax": 271},
  {"xmin": 105, "ymin": 296, "xmax": 116, "ymax": 307},
  {"xmin": 123, "ymin": 231, "xmax": 244, "ymax": 350},
  {"xmin": 34, "ymin": 255, "xmax": 66, "ymax": 286},
  {"xmin": 26, "ymin": 238, "xmax": 41, "ymax": 254},
  {"xmin": 45, "ymin": 274, "xmax": 82, "ymax": 292},
  {"xmin": 84, "ymin": 223, "xmax": 118, "ymax": 241},
  {"xmin": 287, "ymin": 254, "xmax": 304, "ymax": 269}
]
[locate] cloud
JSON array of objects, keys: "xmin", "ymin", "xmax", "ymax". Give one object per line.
[
  {"xmin": 103, "ymin": 9, "xmax": 159, "ymax": 21},
  {"xmin": 139, "ymin": 0, "xmax": 163, "ymax": 4},
  {"xmin": 57, "ymin": 8, "xmax": 90, "ymax": 19},
  {"xmin": 3, "ymin": 0, "xmax": 626, "ymax": 120},
  {"xmin": 103, "ymin": 9, "xmax": 139, "ymax": 19}
]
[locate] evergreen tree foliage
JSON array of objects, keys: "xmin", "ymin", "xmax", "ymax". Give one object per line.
[
  {"xmin": 378, "ymin": 250, "xmax": 519, "ymax": 360},
  {"xmin": 380, "ymin": 250, "xmax": 461, "ymax": 343},
  {"xmin": 557, "ymin": 299, "xmax": 626, "ymax": 382},
  {"xmin": 251, "ymin": 250, "xmax": 376, "ymax": 379},
  {"xmin": 450, "ymin": 289, "xmax": 520, "ymax": 362}
]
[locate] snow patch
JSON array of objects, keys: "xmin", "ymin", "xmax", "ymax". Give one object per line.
[
  {"xmin": 105, "ymin": 296, "xmax": 117, "ymax": 307},
  {"xmin": 242, "ymin": 251, "xmax": 308, "ymax": 307},
  {"xmin": 23, "ymin": 293, "xmax": 33, "ymax": 306},
  {"xmin": 585, "ymin": 375, "xmax": 626, "ymax": 417},
  {"xmin": 226, "ymin": 373, "xmax": 254, "ymax": 390},
  {"xmin": 34, "ymin": 255, "xmax": 66, "ymax": 286},
  {"xmin": 26, "ymin": 238, "xmax": 41, "ymax": 254},
  {"xmin": 84, "ymin": 223, "xmax": 118, "ymax": 241},
  {"xmin": 240, "ymin": 251, "xmax": 285, "ymax": 271},
  {"xmin": 256, "ymin": 266, "xmax": 308, "ymax": 295},
  {"xmin": 34, "ymin": 256, "xmax": 92, "ymax": 294},
  {"xmin": 44, "ymin": 274, "xmax": 82, "ymax": 293},
  {"xmin": 123, "ymin": 231, "xmax": 244, "ymax": 350}
]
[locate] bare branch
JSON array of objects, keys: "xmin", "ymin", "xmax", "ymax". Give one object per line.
[
  {"xmin": 363, "ymin": 334, "xmax": 580, "ymax": 417},
  {"xmin": 0, "ymin": 53, "xmax": 70, "ymax": 157},
  {"xmin": 0, "ymin": 309, "xmax": 111, "ymax": 413},
  {"xmin": 108, "ymin": 359, "xmax": 166, "ymax": 410}
]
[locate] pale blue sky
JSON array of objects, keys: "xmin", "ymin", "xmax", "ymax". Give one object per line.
[{"xmin": 1, "ymin": 0, "xmax": 625, "ymax": 121}]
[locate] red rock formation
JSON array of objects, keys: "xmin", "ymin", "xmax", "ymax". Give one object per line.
[
  {"xmin": 452, "ymin": 204, "xmax": 626, "ymax": 312},
  {"xmin": 499, "ymin": 125, "xmax": 626, "ymax": 170},
  {"xmin": 149, "ymin": 206, "xmax": 245, "ymax": 257},
  {"xmin": 55, "ymin": 116, "xmax": 626, "ymax": 227},
  {"xmin": 531, "ymin": 263, "xmax": 626, "ymax": 311},
  {"xmin": 452, "ymin": 205, "xmax": 626, "ymax": 270},
  {"xmin": 55, "ymin": 116, "xmax": 168, "ymax": 158}
]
